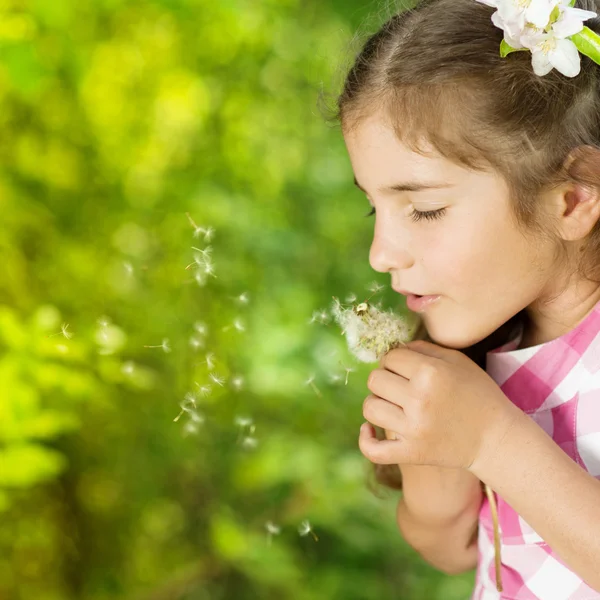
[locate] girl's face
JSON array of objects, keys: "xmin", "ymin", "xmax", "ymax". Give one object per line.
[{"xmin": 343, "ymin": 113, "xmax": 566, "ymax": 350}]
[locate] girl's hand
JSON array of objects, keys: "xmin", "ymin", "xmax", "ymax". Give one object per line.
[{"xmin": 358, "ymin": 339, "xmax": 520, "ymax": 472}]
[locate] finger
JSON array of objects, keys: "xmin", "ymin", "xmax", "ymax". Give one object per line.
[
  {"xmin": 366, "ymin": 369, "xmax": 411, "ymax": 409},
  {"xmin": 358, "ymin": 422, "xmax": 404, "ymax": 465},
  {"xmin": 380, "ymin": 341, "xmax": 451, "ymax": 378},
  {"xmin": 362, "ymin": 394, "xmax": 407, "ymax": 431}
]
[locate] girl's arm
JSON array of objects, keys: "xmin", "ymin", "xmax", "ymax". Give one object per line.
[{"xmin": 471, "ymin": 406, "xmax": 600, "ymax": 592}]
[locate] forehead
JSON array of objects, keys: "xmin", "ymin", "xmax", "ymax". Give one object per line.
[{"xmin": 343, "ymin": 114, "xmax": 463, "ymax": 187}]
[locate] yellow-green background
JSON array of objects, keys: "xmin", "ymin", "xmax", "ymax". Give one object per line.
[{"xmin": 0, "ymin": 0, "xmax": 475, "ymax": 598}]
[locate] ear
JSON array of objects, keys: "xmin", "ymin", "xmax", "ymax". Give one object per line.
[{"xmin": 552, "ymin": 146, "xmax": 600, "ymax": 242}]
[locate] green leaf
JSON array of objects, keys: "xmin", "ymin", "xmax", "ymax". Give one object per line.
[
  {"xmin": 500, "ymin": 39, "xmax": 529, "ymax": 58},
  {"xmin": 569, "ymin": 0, "xmax": 577, "ymax": 6},
  {"xmin": 572, "ymin": 27, "xmax": 600, "ymax": 67}
]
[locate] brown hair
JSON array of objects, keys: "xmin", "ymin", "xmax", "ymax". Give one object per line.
[{"xmin": 328, "ymin": 0, "xmax": 600, "ymax": 493}]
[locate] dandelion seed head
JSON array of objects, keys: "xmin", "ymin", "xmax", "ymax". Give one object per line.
[{"xmin": 331, "ymin": 296, "xmax": 418, "ymax": 363}]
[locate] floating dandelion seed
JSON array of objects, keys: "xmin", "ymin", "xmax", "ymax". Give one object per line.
[
  {"xmin": 241, "ymin": 436, "xmax": 258, "ymax": 450},
  {"xmin": 345, "ymin": 292, "xmax": 357, "ymax": 303},
  {"xmin": 298, "ymin": 520, "xmax": 319, "ymax": 542},
  {"xmin": 48, "ymin": 323, "xmax": 73, "ymax": 340},
  {"xmin": 173, "ymin": 392, "xmax": 198, "ymax": 422},
  {"xmin": 235, "ymin": 292, "xmax": 250, "ymax": 305},
  {"xmin": 209, "ymin": 372, "xmax": 225, "ymax": 387},
  {"xmin": 341, "ymin": 364, "xmax": 356, "ymax": 386},
  {"xmin": 186, "ymin": 213, "xmax": 215, "ymax": 242},
  {"xmin": 182, "ymin": 421, "xmax": 199, "ymax": 436},
  {"xmin": 235, "ymin": 415, "xmax": 253, "ymax": 428},
  {"xmin": 194, "ymin": 321, "xmax": 208, "ymax": 336},
  {"xmin": 204, "ymin": 352, "xmax": 215, "ymax": 370},
  {"xmin": 304, "ymin": 374, "xmax": 322, "ymax": 398},
  {"xmin": 191, "ymin": 246, "xmax": 213, "ymax": 260},
  {"xmin": 308, "ymin": 310, "xmax": 330, "ymax": 325},
  {"xmin": 144, "ymin": 338, "xmax": 171, "ymax": 353},
  {"xmin": 123, "ymin": 261, "xmax": 134, "ymax": 276},
  {"xmin": 195, "ymin": 382, "xmax": 213, "ymax": 397},
  {"xmin": 231, "ymin": 375, "xmax": 244, "ymax": 391},
  {"xmin": 235, "ymin": 415, "xmax": 253, "ymax": 442},
  {"xmin": 121, "ymin": 361, "xmax": 135, "ymax": 375},
  {"xmin": 331, "ymin": 296, "xmax": 419, "ymax": 363},
  {"xmin": 222, "ymin": 317, "xmax": 245, "ymax": 333},
  {"xmin": 189, "ymin": 336, "xmax": 204, "ymax": 350},
  {"xmin": 265, "ymin": 521, "xmax": 281, "ymax": 546},
  {"xmin": 328, "ymin": 373, "xmax": 343, "ymax": 384},
  {"xmin": 367, "ymin": 281, "xmax": 385, "ymax": 294}
]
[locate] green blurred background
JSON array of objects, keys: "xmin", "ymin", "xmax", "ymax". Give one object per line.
[{"xmin": 0, "ymin": 0, "xmax": 476, "ymax": 598}]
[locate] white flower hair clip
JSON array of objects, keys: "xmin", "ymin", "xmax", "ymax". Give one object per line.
[{"xmin": 476, "ymin": 0, "xmax": 600, "ymax": 77}]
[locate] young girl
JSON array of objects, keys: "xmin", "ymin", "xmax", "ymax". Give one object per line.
[{"xmin": 334, "ymin": 0, "xmax": 600, "ymax": 598}]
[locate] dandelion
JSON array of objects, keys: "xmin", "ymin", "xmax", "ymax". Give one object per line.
[
  {"xmin": 265, "ymin": 521, "xmax": 281, "ymax": 546},
  {"xmin": 304, "ymin": 374, "xmax": 322, "ymax": 398},
  {"xmin": 367, "ymin": 281, "xmax": 385, "ymax": 294},
  {"xmin": 298, "ymin": 520, "xmax": 319, "ymax": 542},
  {"xmin": 48, "ymin": 323, "xmax": 73, "ymax": 340},
  {"xmin": 209, "ymin": 372, "xmax": 225, "ymax": 387},
  {"xmin": 331, "ymin": 296, "xmax": 419, "ymax": 363},
  {"xmin": 144, "ymin": 338, "xmax": 171, "ymax": 353}
]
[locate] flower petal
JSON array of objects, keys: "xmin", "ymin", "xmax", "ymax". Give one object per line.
[
  {"xmin": 550, "ymin": 37, "xmax": 581, "ymax": 77},
  {"xmin": 552, "ymin": 12, "xmax": 585, "ymax": 38},
  {"xmin": 525, "ymin": 0, "xmax": 558, "ymax": 28},
  {"xmin": 531, "ymin": 49, "xmax": 554, "ymax": 75}
]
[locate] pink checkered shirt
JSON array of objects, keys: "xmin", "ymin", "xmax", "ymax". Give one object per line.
[{"xmin": 471, "ymin": 301, "xmax": 600, "ymax": 599}]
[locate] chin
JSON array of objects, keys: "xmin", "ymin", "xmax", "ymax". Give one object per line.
[{"xmin": 423, "ymin": 327, "xmax": 486, "ymax": 351}]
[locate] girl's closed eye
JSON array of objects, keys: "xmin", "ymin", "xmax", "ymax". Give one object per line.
[{"xmin": 363, "ymin": 206, "xmax": 447, "ymax": 222}]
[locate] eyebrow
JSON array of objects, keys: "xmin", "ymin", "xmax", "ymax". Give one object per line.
[{"xmin": 353, "ymin": 176, "xmax": 452, "ymax": 194}]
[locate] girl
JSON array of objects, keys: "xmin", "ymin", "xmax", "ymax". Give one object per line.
[{"xmin": 333, "ymin": 0, "xmax": 600, "ymax": 598}]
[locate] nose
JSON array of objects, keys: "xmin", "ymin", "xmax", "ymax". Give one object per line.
[{"xmin": 369, "ymin": 225, "xmax": 413, "ymax": 273}]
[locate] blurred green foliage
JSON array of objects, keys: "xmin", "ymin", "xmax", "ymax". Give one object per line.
[{"xmin": 0, "ymin": 0, "xmax": 475, "ymax": 598}]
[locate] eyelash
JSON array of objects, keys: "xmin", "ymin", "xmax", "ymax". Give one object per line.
[{"xmin": 364, "ymin": 207, "xmax": 447, "ymax": 222}]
